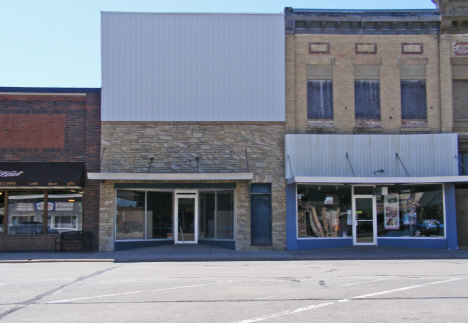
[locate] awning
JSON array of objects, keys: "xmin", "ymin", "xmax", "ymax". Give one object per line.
[
  {"xmin": 0, "ymin": 162, "xmax": 85, "ymax": 188},
  {"xmin": 287, "ymin": 176, "xmax": 468, "ymax": 185},
  {"xmin": 88, "ymin": 172, "xmax": 253, "ymax": 181}
]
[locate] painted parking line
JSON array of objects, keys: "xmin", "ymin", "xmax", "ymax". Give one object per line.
[
  {"xmin": 233, "ymin": 278, "xmax": 463, "ymax": 323},
  {"xmin": 340, "ymin": 279, "xmax": 386, "ymax": 287},
  {"xmin": 46, "ymin": 280, "xmax": 234, "ymax": 304}
]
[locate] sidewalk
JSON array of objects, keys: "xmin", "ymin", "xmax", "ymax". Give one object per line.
[{"xmin": 2, "ymin": 244, "xmax": 468, "ymax": 263}]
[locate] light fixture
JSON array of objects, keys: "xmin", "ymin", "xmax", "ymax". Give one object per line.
[{"xmin": 68, "ymin": 199, "xmax": 75, "ymax": 202}]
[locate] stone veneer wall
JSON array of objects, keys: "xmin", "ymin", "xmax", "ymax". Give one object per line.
[{"xmin": 99, "ymin": 122, "xmax": 286, "ymax": 251}]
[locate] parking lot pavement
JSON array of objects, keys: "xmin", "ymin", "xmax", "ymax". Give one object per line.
[{"xmin": 1, "ymin": 259, "xmax": 468, "ymax": 322}]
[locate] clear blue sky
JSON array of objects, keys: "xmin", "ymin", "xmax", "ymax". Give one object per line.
[{"xmin": 0, "ymin": 0, "xmax": 436, "ymax": 88}]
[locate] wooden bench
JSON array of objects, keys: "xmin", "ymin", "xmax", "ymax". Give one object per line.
[{"xmin": 55, "ymin": 231, "xmax": 92, "ymax": 253}]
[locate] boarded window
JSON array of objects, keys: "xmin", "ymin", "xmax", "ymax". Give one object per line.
[
  {"xmin": 354, "ymin": 80, "xmax": 381, "ymax": 119},
  {"xmin": 307, "ymin": 80, "xmax": 333, "ymax": 119},
  {"xmin": 453, "ymin": 80, "xmax": 468, "ymax": 119},
  {"xmin": 401, "ymin": 80, "xmax": 427, "ymax": 119}
]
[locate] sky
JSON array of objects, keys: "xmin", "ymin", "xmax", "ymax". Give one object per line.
[{"xmin": 0, "ymin": 0, "xmax": 437, "ymax": 88}]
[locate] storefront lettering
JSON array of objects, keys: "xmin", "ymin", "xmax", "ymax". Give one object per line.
[
  {"xmin": 67, "ymin": 181, "xmax": 76, "ymax": 186},
  {"xmin": 29, "ymin": 182, "xmax": 39, "ymax": 186},
  {"xmin": 48, "ymin": 182, "xmax": 58, "ymax": 186},
  {"xmin": 0, "ymin": 182, "xmax": 16, "ymax": 186},
  {"xmin": 0, "ymin": 170, "xmax": 23, "ymax": 177}
]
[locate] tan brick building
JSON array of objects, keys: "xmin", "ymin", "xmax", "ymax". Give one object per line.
[{"xmin": 284, "ymin": 3, "xmax": 468, "ymax": 250}]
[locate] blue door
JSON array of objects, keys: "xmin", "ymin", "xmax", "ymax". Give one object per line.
[{"xmin": 251, "ymin": 184, "xmax": 272, "ymax": 246}]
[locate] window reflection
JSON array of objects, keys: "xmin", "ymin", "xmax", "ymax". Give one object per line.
[
  {"xmin": 116, "ymin": 191, "xmax": 145, "ymax": 240},
  {"xmin": 8, "ymin": 192, "xmax": 47, "ymax": 235},
  {"xmin": 377, "ymin": 184, "xmax": 444, "ymax": 237},
  {"xmin": 0, "ymin": 192, "xmax": 4, "ymax": 234}
]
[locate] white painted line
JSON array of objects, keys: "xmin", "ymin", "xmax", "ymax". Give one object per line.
[
  {"xmin": 233, "ymin": 278, "xmax": 462, "ymax": 323},
  {"xmin": 340, "ymin": 279, "xmax": 386, "ymax": 287},
  {"xmin": 235, "ymin": 302, "xmax": 336, "ymax": 323},
  {"xmin": 351, "ymin": 285, "xmax": 424, "ymax": 299},
  {"xmin": 428, "ymin": 278, "xmax": 461, "ymax": 285},
  {"xmin": 46, "ymin": 280, "xmax": 233, "ymax": 304}
]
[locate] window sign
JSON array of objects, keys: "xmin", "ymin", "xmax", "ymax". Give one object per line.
[
  {"xmin": 55, "ymin": 202, "xmax": 74, "ymax": 212},
  {"xmin": 384, "ymin": 194, "xmax": 400, "ymax": 230},
  {"xmin": 15, "ymin": 203, "xmax": 35, "ymax": 212},
  {"xmin": 35, "ymin": 202, "xmax": 55, "ymax": 211}
]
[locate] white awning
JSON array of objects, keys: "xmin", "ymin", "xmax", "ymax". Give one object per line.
[
  {"xmin": 88, "ymin": 172, "xmax": 253, "ymax": 181},
  {"xmin": 287, "ymin": 176, "xmax": 468, "ymax": 185}
]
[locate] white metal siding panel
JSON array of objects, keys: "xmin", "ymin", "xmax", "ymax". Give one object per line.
[
  {"xmin": 101, "ymin": 13, "xmax": 285, "ymax": 121},
  {"xmin": 285, "ymin": 134, "xmax": 459, "ymax": 178}
]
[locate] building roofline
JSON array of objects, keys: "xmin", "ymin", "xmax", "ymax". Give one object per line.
[
  {"xmin": 285, "ymin": 8, "xmax": 439, "ymax": 15},
  {"xmin": 101, "ymin": 11, "xmax": 284, "ymax": 16},
  {"xmin": 0, "ymin": 87, "xmax": 101, "ymax": 94}
]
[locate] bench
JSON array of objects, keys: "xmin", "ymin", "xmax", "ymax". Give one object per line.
[{"xmin": 55, "ymin": 231, "xmax": 92, "ymax": 253}]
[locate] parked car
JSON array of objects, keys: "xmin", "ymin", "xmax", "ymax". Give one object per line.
[
  {"xmin": 9, "ymin": 222, "xmax": 59, "ymax": 234},
  {"xmin": 122, "ymin": 221, "xmax": 144, "ymax": 234},
  {"xmin": 414, "ymin": 219, "xmax": 444, "ymax": 237}
]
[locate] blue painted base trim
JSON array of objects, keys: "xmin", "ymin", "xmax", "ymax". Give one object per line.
[
  {"xmin": 115, "ymin": 240, "xmax": 174, "ymax": 251},
  {"xmin": 295, "ymin": 238, "xmax": 353, "ymax": 250},
  {"xmin": 377, "ymin": 238, "xmax": 447, "ymax": 249},
  {"xmin": 199, "ymin": 240, "xmax": 235, "ymax": 250}
]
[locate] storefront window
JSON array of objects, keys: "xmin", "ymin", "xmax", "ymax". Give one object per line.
[
  {"xmin": 147, "ymin": 192, "xmax": 173, "ymax": 239},
  {"xmin": 377, "ymin": 184, "xmax": 444, "ymax": 238},
  {"xmin": 116, "ymin": 190, "xmax": 145, "ymax": 240},
  {"xmin": 47, "ymin": 191, "xmax": 83, "ymax": 233},
  {"xmin": 8, "ymin": 191, "xmax": 46, "ymax": 235},
  {"xmin": 199, "ymin": 191, "xmax": 234, "ymax": 240},
  {"xmin": 0, "ymin": 192, "xmax": 4, "ymax": 234},
  {"xmin": 297, "ymin": 185, "xmax": 353, "ymax": 238}
]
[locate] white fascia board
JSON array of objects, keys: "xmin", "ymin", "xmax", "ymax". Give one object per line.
[
  {"xmin": 287, "ymin": 176, "xmax": 468, "ymax": 185},
  {"xmin": 88, "ymin": 173, "xmax": 253, "ymax": 181}
]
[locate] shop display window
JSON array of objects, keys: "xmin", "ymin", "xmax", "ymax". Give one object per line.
[
  {"xmin": 297, "ymin": 185, "xmax": 353, "ymax": 238},
  {"xmin": 115, "ymin": 189, "xmax": 235, "ymax": 241},
  {"xmin": 7, "ymin": 190, "xmax": 83, "ymax": 235},
  {"xmin": 47, "ymin": 191, "xmax": 83, "ymax": 233},
  {"xmin": 0, "ymin": 192, "xmax": 4, "ymax": 234},
  {"xmin": 199, "ymin": 190, "xmax": 234, "ymax": 240},
  {"xmin": 377, "ymin": 184, "xmax": 444, "ymax": 238},
  {"xmin": 147, "ymin": 192, "xmax": 173, "ymax": 239},
  {"xmin": 116, "ymin": 190, "xmax": 145, "ymax": 240}
]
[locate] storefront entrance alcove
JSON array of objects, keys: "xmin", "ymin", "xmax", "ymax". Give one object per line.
[{"xmin": 114, "ymin": 185, "xmax": 236, "ymax": 251}]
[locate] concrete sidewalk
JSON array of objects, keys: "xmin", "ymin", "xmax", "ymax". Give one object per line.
[{"xmin": 2, "ymin": 244, "xmax": 468, "ymax": 263}]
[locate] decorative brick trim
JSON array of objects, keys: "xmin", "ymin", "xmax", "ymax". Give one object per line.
[
  {"xmin": 401, "ymin": 43, "xmax": 424, "ymax": 55},
  {"xmin": 355, "ymin": 43, "xmax": 377, "ymax": 55},
  {"xmin": 454, "ymin": 42, "xmax": 468, "ymax": 56},
  {"xmin": 309, "ymin": 42, "xmax": 330, "ymax": 55},
  {"xmin": 355, "ymin": 119, "xmax": 381, "ymax": 128},
  {"xmin": 401, "ymin": 119, "xmax": 428, "ymax": 128},
  {"xmin": 307, "ymin": 119, "xmax": 334, "ymax": 128}
]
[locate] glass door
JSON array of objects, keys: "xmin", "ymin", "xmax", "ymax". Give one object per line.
[
  {"xmin": 174, "ymin": 191, "xmax": 198, "ymax": 244},
  {"xmin": 353, "ymin": 196, "xmax": 376, "ymax": 245}
]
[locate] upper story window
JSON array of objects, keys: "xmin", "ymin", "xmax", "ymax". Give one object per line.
[
  {"xmin": 400, "ymin": 65, "xmax": 427, "ymax": 126},
  {"xmin": 354, "ymin": 65, "xmax": 381, "ymax": 127},
  {"xmin": 307, "ymin": 65, "xmax": 334, "ymax": 128}
]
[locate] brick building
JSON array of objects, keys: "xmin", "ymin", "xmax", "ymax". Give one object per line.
[
  {"xmin": 0, "ymin": 87, "xmax": 101, "ymax": 251},
  {"xmin": 284, "ymin": 1, "xmax": 468, "ymax": 250}
]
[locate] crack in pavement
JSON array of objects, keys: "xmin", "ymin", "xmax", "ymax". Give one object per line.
[{"xmin": 0, "ymin": 265, "xmax": 120, "ymax": 321}]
